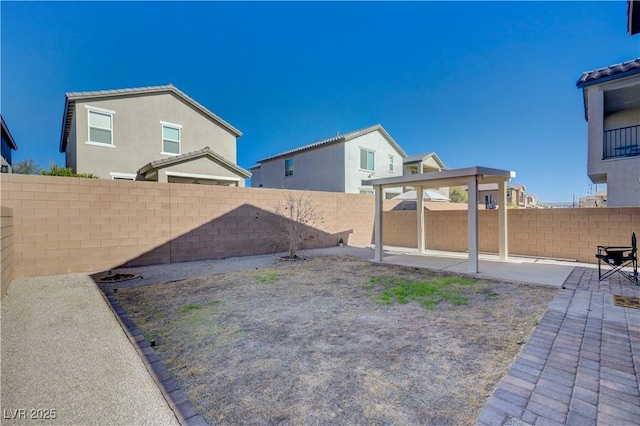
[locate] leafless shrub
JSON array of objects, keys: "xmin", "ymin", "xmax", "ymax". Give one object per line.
[{"xmin": 274, "ymin": 193, "xmax": 323, "ymax": 258}]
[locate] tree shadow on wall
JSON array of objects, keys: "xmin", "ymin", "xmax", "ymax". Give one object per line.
[{"xmin": 102, "ymin": 203, "xmax": 353, "ymax": 271}]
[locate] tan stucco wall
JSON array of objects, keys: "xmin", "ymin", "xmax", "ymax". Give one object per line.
[
  {"xmin": 70, "ymin": 92, "xmax": 239, "ymax": 180},
  {"xmin": 154, "ymin": 157, "xmax": 246, "ymax": 185}
]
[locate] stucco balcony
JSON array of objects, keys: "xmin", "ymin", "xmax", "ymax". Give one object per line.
[{"xmin": 603, "ymin": 124, "xmax": 640, "ymax": 159}]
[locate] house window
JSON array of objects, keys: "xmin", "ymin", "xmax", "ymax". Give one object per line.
[
  {"xmin": 359, "ymin": 189, "xmax": 374, "ymax": 195},
  {"xmin": 360, "ymin": 149, "xmax": 375, "ymax": 171},
  {"xmin": 161, "ymin": 122, "xmax": 181, "ymax": 155},
  {"xmin": 285, "ymin": 158, "xmax": 294, "ymax": 176},
  {"xmin": 87, "ymin": 108, "xmax": 114, "ymax": 145},
  {"xmin": 388, "ymin": 155, "xmax": 394, "ymax": 172}
]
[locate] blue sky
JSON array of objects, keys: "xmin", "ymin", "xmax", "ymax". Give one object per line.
[{"xmin": 2, "ymin": 1, "xmax": 638, "ymax": 202}]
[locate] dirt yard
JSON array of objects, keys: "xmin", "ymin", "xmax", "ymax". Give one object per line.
[{"xmin": 116, "ymin": 256, "xmax": 557, "ymax": 425}]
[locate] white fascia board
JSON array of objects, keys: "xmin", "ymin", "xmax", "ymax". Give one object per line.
[{"xmin": 164, "ymin": 171, "xmax": 241, "ymax": 181}]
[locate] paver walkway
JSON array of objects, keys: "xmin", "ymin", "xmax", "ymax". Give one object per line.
[{"xmin": 476, "ymin": 268, "xmax": 640, "ymax": 426}]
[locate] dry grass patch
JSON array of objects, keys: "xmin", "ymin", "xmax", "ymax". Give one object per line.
[{"xmin": 116, "ymin": 256, "xmax": 556, "ymax": 425}]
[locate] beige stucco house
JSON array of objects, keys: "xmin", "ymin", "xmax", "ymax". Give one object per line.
[
  {"xmin": 466, "ymin": 183, "xmax": 527, "ymax": 208},
  {"xmin": 59, "ymin": 85, "xmax": 251, "ymax": 185},
  {"xmin": 402, "ymin": 152, "xmax": 450, "ymax": 199},
  {"xmin": 577, "ymin": 58, "xmax": 640, "ymax": 206}
]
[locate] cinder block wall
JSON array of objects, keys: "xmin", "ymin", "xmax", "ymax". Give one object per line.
[
  {"xmin": 383, "ymin": 208, "xmax": 640, "ymax": 262},
  {"xmin": 1, "ymin": 174, "xmax": 639, "ymax": 278},
  {"xmin": 1, "ymin": 206, "xmax": 14, "ymax": 295},
  {"xmin": 0, "ymin": 174, "xmax": 394, "ymax": 277}
]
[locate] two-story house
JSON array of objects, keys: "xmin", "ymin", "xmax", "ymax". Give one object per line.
[
  {"xmin": 402, "ymin": 152, "xmax": 450, "ymax": 199},
  {"xmin": 576, "ymin": 58, "xmax": 640, "ymax": 206},
  {"xmin": 467, "ymin": 183, "xmax": 527, "ymax": 208},
  {"xmin": 250, "ymin": 124, "xmax": 409, "ymax": 198},
  {"xmin": 1, "ymin": 115, "xmax": 18, "ymax": 173},
  {"xmin": 59, "ymin": 85, "xmax": 251, "ymax": 185}
]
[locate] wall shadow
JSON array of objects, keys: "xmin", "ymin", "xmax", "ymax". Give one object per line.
[{"xmin": 90, "ymin": 203, "xmax": 353, "ymax": 281}]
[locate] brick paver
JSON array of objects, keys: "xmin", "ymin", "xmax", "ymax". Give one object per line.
[{"xmin": 475, "ymin": 267, "xmax": 640, "ymax": 426}]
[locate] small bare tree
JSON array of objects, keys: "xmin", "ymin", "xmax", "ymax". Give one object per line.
[{"xmin": 274, "ymin": 193, "xmax": 323, "ymax": 259}]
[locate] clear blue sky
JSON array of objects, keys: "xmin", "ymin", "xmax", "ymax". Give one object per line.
[{"xmin": 2, "ymin": 1, "xmax": 638, "ymax": 202}]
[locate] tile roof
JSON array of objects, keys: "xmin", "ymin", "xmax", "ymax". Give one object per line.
[
  {"xmin": 59, "ymin": 84, "xmax": 242, "ymax": 152},
  {"xmin": 256, "ymin": 124, "xmax": 407, "ymax": 163},
  {"xmin": 403, "ymin": 152, "xmax": 449, "ymax": 170},
  {"xmin": 576, "ymin": 58, "xmax": 640, "ymax": 88},
  {"xmin": 138, "ymin": 146, "xmax": 251, "ymax": 178}
]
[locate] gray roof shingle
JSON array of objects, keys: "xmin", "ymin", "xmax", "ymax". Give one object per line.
[
  {"xmin": 256, "ymin": 124, "xmax": 407, "ymax": 163},
  {"xmin": 137, "ymin": 146, "xmax": 251, "ymax": 178}
]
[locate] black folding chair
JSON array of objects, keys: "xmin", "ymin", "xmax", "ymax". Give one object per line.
[{"xmin": 596, "ymin": 232, "xmax": 638, "ymax": 285}]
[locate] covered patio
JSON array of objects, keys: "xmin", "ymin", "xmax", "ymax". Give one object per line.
[{"xmin": 362, "ymin": 166, "xmax": 516, "ymax": 274}]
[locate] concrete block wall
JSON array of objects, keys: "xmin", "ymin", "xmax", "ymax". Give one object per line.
[
  {"xmin": 1, "ymin": 206, "xmax": 14, "ymax": 295},
  {"xmin": 1, "ymin": 174, "xmax": 638, "ymax": 279},
  {"xmin": 0, "ymin": 174, "xmax": 387, "ymax": 277},
  {"xmin": 383, "ymin": 208, "xmax": 640, "ymax": 263}
]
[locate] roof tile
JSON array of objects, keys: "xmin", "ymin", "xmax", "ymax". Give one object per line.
[
  {"xmin": 257, "ymin": 124, "xmax": 407, "ymax": 163},
  {"xmin": 577, "ymin": 58, "xmax": 640, "ymax": 87}
]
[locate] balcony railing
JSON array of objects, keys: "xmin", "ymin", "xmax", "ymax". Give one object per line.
[{"xmin": 603, "ymin": 124, "xmax": 640, "ymax": 159}]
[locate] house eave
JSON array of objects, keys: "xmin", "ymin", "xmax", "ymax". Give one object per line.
[{"xmin": 1, "ymin": 115, "xmax": 18, "ymax": 150}]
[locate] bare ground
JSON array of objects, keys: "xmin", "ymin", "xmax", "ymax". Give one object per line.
[{"xmin": 116, "ymin": 256, "xmax": 557, "ymax": 425}]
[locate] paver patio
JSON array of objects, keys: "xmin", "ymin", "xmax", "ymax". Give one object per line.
[{"xmin": 476, "ymin": 268, "xmax": 640, "ymax": 426}]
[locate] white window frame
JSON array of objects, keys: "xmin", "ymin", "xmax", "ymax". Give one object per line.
[
  {"xmin": 359, "ymin": 187, "xmax": 374, "ymax": 195},
  {"xmin": 85, "ymin": 105, "xmax": 115, "ymax": 147},
  {"xmin": 109, "ymin": 172, "xmax": 136, "ymax": 181},
  {"xmin": 388, "ymin": 155, "xmax": 394, "ymax": 172},
  {"xmin": 360, "ymin": 148, "xmax": 375, "ymax": 172},
  {"xmin": 160, "ymin": 121, "xmax": 182, "ymax": 156},
  {"xmin": 284, "ymin": 158, "xmax": 294, "ymax": 177}
]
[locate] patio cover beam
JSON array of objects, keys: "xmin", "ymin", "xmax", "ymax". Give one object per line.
[{"xmin": 363, "ymin": 166, "xmax": 515, "ymax": 274}]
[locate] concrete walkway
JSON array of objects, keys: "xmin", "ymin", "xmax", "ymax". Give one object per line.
[
  {"xmin": 0, "ymin": 274, "xmax": 179, "ymax": 425},
  {"xmin": 476, "ymin": 268, "xmax": 640, "ymax": 426}
]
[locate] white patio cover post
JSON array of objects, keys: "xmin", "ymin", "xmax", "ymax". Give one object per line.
[
  {"xmin": 416, "ymin": 185, "xmax": 425, "ymax": 253},
  {"xmin": 498, "ymin": 180, "xmax": 508, "ymax": 261},
  {"xmin": 467, "ymin": 176, "xmax": 479, "ymax": 273},
  {"xmin": 374, "ymin": 185, "xmax": 384, "ymax": 261}
]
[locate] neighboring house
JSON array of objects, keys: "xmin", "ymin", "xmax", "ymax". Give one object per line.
[
  {"xmin": 1, "ymin": 115, "xmax": 18, "ymax": 173},
  {"xmin": 576, "ymin": 58, "xmax": 640, "ymax": 206},
  {"xmin": 250, "ymin": 124, "xmax": 408, "ymax": 197},
  {"xmin": 525, "ymin": 193, "xmax": 543, "ymax": 209},
  {"xmin": 403, "ymin": 152, "xmax": 450, "ymax": 199},
  {"xmin": 468, "ymin": 183, "xmax": 527, "ymax": 208},
  {"xmin": 59, "ymin": 85, "xmax": 251, "ymax": 185},
  {"xmin": 579, "ymin": 192, "xmax": 608, "ymax": 208}
]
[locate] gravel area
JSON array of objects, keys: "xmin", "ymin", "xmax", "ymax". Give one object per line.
[{"xmin": 0, "ymin": 274, "xmax": 179, "ymax": 425}]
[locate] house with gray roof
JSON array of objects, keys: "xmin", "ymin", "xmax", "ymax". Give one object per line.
[
  {"xmin": 59, "ymin": 84, "xmax": 250, "ymax": 185},
  {"xmin": 250, "ymin": 124, "xmax": 451, "ymax": 198},
  {"xmin": 1, "ymin": 115, "xmax": 18, "ymax": 173},
  {"xmin": 577, "ymin": 58, "xmax": 640, "ymax": 206},
  {"xmin": 250, "ymin": 124, "xmax": 414, "ymax": 198}
]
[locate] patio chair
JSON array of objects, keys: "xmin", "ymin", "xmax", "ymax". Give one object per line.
[{"xmin": 596, "ymin": 232, "xmax": 638, "ymax": 285}]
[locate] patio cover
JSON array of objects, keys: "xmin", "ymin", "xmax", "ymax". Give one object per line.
[{"xmin": 362, "ymin": 166, "xmax": 515, "ymax": 273}]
